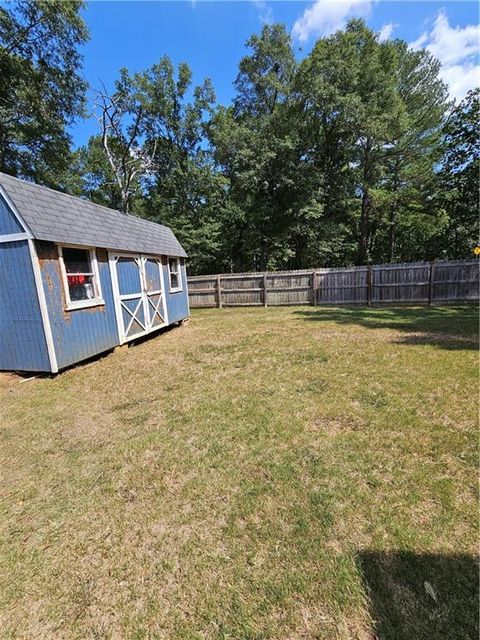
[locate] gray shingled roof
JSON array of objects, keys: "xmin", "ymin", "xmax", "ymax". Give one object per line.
[{"xmin": 0, "ymin": 172, "xmax": 186, "ymax": 257}]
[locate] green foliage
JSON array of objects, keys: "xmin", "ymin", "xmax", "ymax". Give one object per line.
[
  {"xmin": 75, "ymin": 57, "xmax": 221, "ymax": 272},
  {"xmin": 73, "ymin": 135, "xmax": 126, "ymax": 210},
  {"xmin": 437, "ymin": 88, "xmax": 480, "ymax": 257},
  {"xmin": 132, "ymin": 57, "xmax": 219, "ymax": 272},
  {"xmin": 371, "ymin": 43, "xmax": 449, "ymax": 262},
  {"xmin": 207, "ymin": 18, "xmax": 451, "ymax": 272},
  {"xmin": 234, "ymin": 24, "xmax": 296, "ymax": 117},
  {"xmin": 211, "ymin": 24, "xmax": 299, "ymax": 270},
  {"xmin": 0, "ymin": 7, "xmax": 476, "ymax": 273},
  {"xmin": 0, "ymin": 0, "xmax": 88, "ymax": 184},
  {"xmin": 294, "ymin": 21, "xmax": 449, "ymax": 266}
]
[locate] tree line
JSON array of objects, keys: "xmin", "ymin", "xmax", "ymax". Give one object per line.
[{"xmin": 1, "ymin": 1, "xmax": 478, "ymax": 274}]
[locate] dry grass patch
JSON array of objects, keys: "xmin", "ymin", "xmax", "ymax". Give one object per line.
[{"xmin": 0, "ymin": 305, "xmax": 478, "ymax": 639}]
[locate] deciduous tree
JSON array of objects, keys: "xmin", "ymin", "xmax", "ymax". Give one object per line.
[{"xmin": 0, "ymin": 0, "xmax": 88, "ymax": 184}]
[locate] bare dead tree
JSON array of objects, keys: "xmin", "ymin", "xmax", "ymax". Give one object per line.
[{"xmin": 93, "ymin": 85, "xmax": 156, "ymax": 213}]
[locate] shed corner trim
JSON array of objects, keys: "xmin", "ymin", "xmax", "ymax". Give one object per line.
[{"xmin": 28, "ymin": 239, "xmax": 58, "ymax": 373}]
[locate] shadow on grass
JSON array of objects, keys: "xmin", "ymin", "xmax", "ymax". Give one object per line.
[
  {"xmin": 3, "ymin": 323, "xmax": 183, "ymax": 378},
  {"xmin": 358, "ymin": 551, "xmax": 479, "ymax": 640},
  {"xmin": 295, "ymin": 305, "xmax": 479, "ymax": 350}
]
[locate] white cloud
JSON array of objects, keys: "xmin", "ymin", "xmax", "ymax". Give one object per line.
[
  {"xmin": 253, "ymin": 1, "xmax": 273, "ymax": 25},
  {"xmin": 292, "ymin": 0, "xmax": 374, "ymax": 43},
  {"xmin": 439, "ymin": 64, "xmax": 480, "ymax": 103},
  {"xmin": 378, "ymin": 22, "xmax": 396, "ymax": 42},
  {"xmin": 410, "ymin": 12, "xmax": 480, "ymax": 101},
  {"xmin": 410, "ymin": 31, "xmax": 428, "ymax": 51}
]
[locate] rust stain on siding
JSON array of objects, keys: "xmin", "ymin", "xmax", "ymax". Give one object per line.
[
  {"xmin": 36, "ymin": 242, "xmax": 110, "ymax": 319},
  {"xmin": 36, "ymin": 241, "xmax": 72, "ymax": 323}
]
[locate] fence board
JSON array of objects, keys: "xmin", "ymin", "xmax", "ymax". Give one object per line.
[{"xmin": 187, "ymin": 259, "xmax": 479, "ymax": 308}]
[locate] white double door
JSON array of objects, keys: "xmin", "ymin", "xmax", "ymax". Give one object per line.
[{"xmin": 109, "ymin": 253, "xmax": 168, "ymax": 343}]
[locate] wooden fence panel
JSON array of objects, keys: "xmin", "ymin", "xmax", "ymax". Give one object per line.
[
  {"xmin": 317, "ymin": 267, "xmax": 368, "ymax": 305},
  {"xmin": 432, "ymin": 260, "xmax": 479, "ymax": 302},
  {"xmin": 267, "ymin": 272, "xmax": 312, "ymax": 305},
  {"xmin": 222, "ymin": 274, "xmax": 263, "ymax": 306},
  {"xmin": 372, "ymin": 262, "xmax": 431, "ymax": 303},
  {"xmin": 187, "ymin": 259, "xmax": 479, "ymax": 308},
  {"xmin": 187, "ymin": 276, "xmax": 217, "ymax": 308}
]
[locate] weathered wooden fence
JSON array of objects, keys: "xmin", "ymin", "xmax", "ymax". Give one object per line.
[{"xmin": 187, "ymin": 259, "xmax": 479, "ymax": 308}]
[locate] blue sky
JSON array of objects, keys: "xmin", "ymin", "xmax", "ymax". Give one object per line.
[{"xmin": 71, "ymin": 0, "xmax": 480, "ymax": 148}]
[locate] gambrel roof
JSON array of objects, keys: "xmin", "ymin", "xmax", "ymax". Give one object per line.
[{"xmin": 0, "ymin": 172, "xmax": 187, "ymax": 257}]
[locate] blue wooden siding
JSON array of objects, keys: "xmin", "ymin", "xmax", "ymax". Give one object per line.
[
  {"xmin": 30, "ymin": 245, "xmax": 189, "ymax": 371},
  {"xmin": 0, "ymin": 180, "xmax": 188, "ymax": 372},
  {"xmin": 37, "ymin": 243, "xmax": 120, "ymax": 370},
  {"xmin": 116, "ymin": 256, "xmax": 142, "ymax": 295},
  {"xmin": 163, "ymin": 259, "xmax": 190, "ymax": 323},
  {"xmin": 0, "ymin": 194, "xmax": 25, "ymax": 235},
  {"xmin": 0, "ymin": 240, "xmax": 51, "ymax": 371}
]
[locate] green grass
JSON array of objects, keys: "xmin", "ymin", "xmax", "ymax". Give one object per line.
[{"xmin": 0, "ymin": 305, "xmax": 478, "ymax": 639}]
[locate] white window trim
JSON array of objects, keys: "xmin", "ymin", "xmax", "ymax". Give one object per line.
[
  {"xmin": 58, "ymin": 244, "xmax": 105, "ymax": 311},
  {"xmin": 168, "ymin": 257, "xmax": 183, "ymax": 293}
]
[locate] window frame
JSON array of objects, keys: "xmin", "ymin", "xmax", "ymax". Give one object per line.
[
  {"xmin": 168, "ymin": 257, "xmax": 183, "ymax": 293},
  {"xmin": 58, "ymin": 244, "xmax": 105, "ymax": 310}
]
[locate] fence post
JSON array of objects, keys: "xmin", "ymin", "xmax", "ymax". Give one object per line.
[
  {"xmin": 216, "ymin": 275, "xmax": 222, "ymax": 308},
  {"xmin": 367, "ymin": 265, "xmax": 373, "ymax": 306},
  {"xmin": 428, "ymin": 262, "xmax": 435, "ymax": 305},
  {"xmin": 312, "ymin": 271, "xmax": 317, "ymax": 306},
  {"xmin": 263, "ymin": 273, "xmax": 268, "ymax": 307}
]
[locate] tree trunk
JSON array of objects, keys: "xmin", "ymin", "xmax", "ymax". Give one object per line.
[
  {"xmin": 387, "ymin": 162, "xmax": 400, "ymax": 262},
  {"xmin": 358, "ymin": 141, "xmax": 372, "ymax": 265},
  {"xmin": 258, "ymin": 237, "xmax": 268, "ymax": 271},
  {"xmin": 388, "ymin": 200, "xmax": 397, "ymax": 263},
  {"xmin": 122, "ymin": 191, "xmax": 130, "ymax": 214},
  {"xmin": 294, "ymin": 233, "xmax": 306, "ymax": 269},
  {"xmin": 358, "ymin": 189, "xmax": 371, "ymax": 264}
]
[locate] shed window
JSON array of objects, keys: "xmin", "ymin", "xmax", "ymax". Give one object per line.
[
  {"xmin": 169, "ymin": 258, "xmax": 182, "ymax": 292},
  {"xmin": 59, "ymin": 246, "xmax": 103, "ymax": 309}
]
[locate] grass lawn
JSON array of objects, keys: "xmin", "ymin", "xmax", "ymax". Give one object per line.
[{"xmin": 0, "ymin": 305, "xmax": 478, "ymax": 640}]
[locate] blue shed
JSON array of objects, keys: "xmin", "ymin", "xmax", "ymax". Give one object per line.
[{"xmin": 0, "ymin": 172, "xmax": 189, "ymax": 373}]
